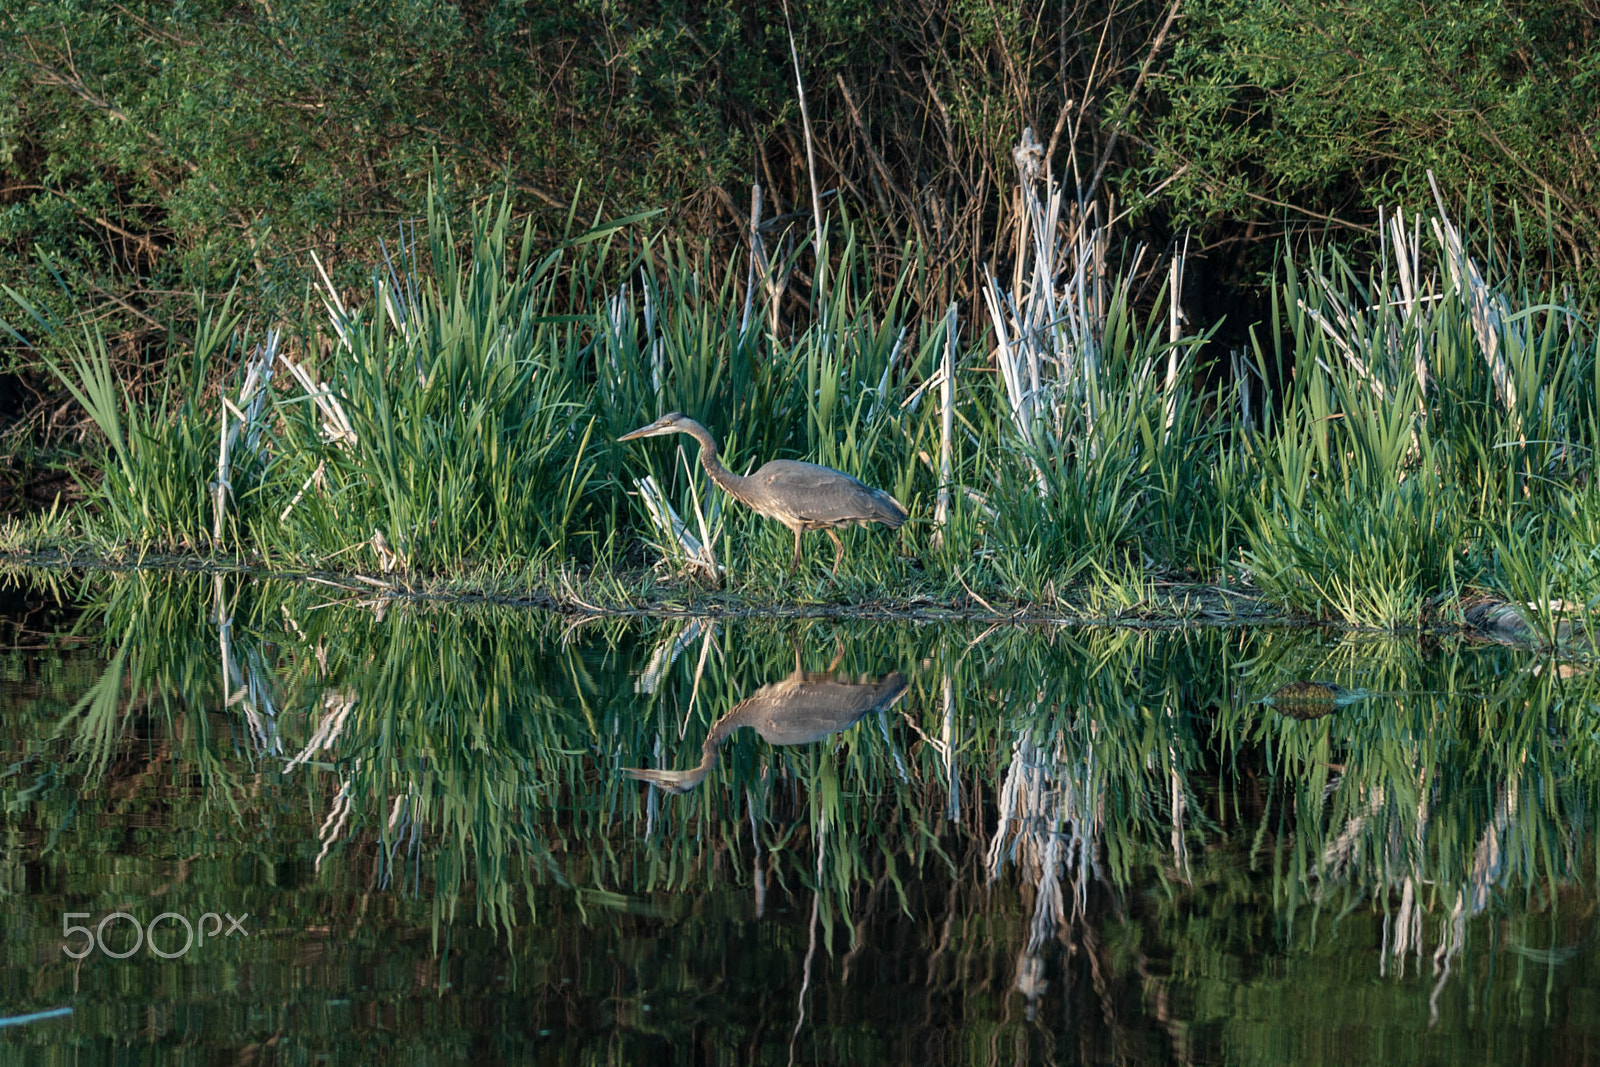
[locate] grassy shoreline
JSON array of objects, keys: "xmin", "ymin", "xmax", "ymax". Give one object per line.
[
  {"xmin": 2, "ymin": 553, "xmax": 1582, "ymax": 665},
  {"xmin": 0, "ymin": 547, "xmax": 1274, "ymax": 622},
  {"xmin": 5, "ymin": 169, "xmax": 1599, "ymax": 643}
]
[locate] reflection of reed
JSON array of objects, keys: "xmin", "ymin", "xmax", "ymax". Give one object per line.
[
  {"xmin": 216, "ymin": 574, "xmax": 282, "ymax": 758},
  {"xmin": 279, "ymin": 688, "xmax": 361, "ymax": 872},
  {"xmin": 284, "ymin": 690, "xmax": 357, "ymax": 772},
  {"xmin": 986, "ymin": 728, "xmax": 1102, "ymax": 1019},
  {"xmin": 1326, "ymin": 769, "xmax": 1527, "ymax": 1024},
  {"xmin": 1426, "ymin": 776, "xmax": 1515, "ymax": 1023},
  {"xmin": 38, "ymin": 571, "xmax": 1598, "ymax": 1053},
  {"xmin": 315, "ymin": 758, "xmax": 359, "ymax": 873},
  {"xmin": 984, "ymin": 699, "xmax": 1198, "ymax": 1047},
  {"xmin": 634, "ymin": 617, "xmax": 709, "ymax": 695}
]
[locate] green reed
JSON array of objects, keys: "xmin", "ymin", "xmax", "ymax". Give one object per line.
[
  {"xmin": 268, "ymin": 196, "xmax": 658, "ymax": 571},
  {"xmin": 978, "ymin": 292, "xmax": 1233, "ymax": 600},
  {"xmin": 1242, "ymin": 208, "xmax": 1598, "ymax": 626},
  {"xmin": 3, "ymin": 290, "xmax": 245, "ymax": 548}
]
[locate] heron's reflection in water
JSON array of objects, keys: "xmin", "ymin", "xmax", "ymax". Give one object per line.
[{"xmin": 624, "ymin": 660, "xmax": 909, "ymax": 794}]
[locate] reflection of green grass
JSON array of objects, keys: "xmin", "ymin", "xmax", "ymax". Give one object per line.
[
  {"xmin": 33, "ymin": 575, "xmax": 1590, "ymax": 929},
  {"xmin": 2, "ymin": 571, "xmax": 1597, "ymax": 1061}
]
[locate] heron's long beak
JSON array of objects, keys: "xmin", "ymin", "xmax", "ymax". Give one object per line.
[
  {"xmin": 621, "ymin": 764, "xmax": 714, "ymax": 794},
  {"xmin": 617, "ymin": 417, "xmax": 674, "ymax": 442}
]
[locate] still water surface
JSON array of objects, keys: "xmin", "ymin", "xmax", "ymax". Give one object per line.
[{"xmin": 1, "ymin": 571, "xmax": 1596, "ymax": 1064}]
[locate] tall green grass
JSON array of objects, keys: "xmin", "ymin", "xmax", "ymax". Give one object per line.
[
  {"xmin": 975, "ymin": 287, "xmax": 1232, "ymax": 599},
  {"xmin": 2, "ymin": 288, "xmax": 244, "ymax": 547},
  {"xmin": 964, "ymin": 189, "xmax": 1235, "ymax": 602},
  {"xmin": 6, "ymin": 170, "xmax": 1600, "ymax": 626},
  {"xmin": 267, "ymin": 197, "xmax": 634, "ymax": 570},
  {"xmin": 1242, "ymin": 205, "xmax": 1598, "ymax": 627},
  {"xmin": 8, "ymin": 191, "xmax": 944, "ymax": 583}
]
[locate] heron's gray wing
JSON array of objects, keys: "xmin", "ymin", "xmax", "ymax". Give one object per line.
[{"xmin": 752, "ymin": 460, "xmax": 906, "ymax": 527}]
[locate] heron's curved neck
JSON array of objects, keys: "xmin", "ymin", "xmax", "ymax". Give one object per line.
[
  {"xmin": 681, "ymin": 420, "xmax": 751, "ymax": 500},
  {"xmin": 668, "ymin": 714, "xmax": 745, "ymax": 783},
  {"xmin": 705, "ymin": 706, "xmax": 752, "ymax": 749}
]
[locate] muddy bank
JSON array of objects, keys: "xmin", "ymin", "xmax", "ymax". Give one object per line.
[
  {"xmin": 6, "ymin": 551, "xmax": 1597, "ymax": 658},
  {"xmin": 0, "ymin": 549, "xmax": 1291, "ymax": 626}
]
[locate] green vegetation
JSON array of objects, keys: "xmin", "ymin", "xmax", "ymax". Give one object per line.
[
  {"xmin": 1141, "ymin": 0, "xmax": 1600, "ymax": 257},
  {"xmin": 5, "ymin": 0, "xmax": 1595, "ymax": 317},
  {"xmin": 3, "ymin": 2, "xmax": 1600, "ymax": 631},
  {"xmin": 1241, "ymin": 211, "xmax": 1600, "ymax": 627},
  {"xmin": 6, "ymin": 180, "xmax": 1599, "ymax": 633}
]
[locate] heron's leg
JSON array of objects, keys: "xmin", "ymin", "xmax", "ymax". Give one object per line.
[
  {"xmin": 827, "ymin": 529, "xmax": 844, "ymax": 576},
  {"xmin": 790, "ymin": 527, "xmax": 804, "ymax": 573}
]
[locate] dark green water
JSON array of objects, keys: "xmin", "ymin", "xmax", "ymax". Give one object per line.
[{"xmin": 1, "ymin": 571, "xmax": 1596, "ymax": 1065}]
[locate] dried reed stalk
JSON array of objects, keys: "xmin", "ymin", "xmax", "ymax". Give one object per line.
[
  {"xmin": 634, "ymin": 474, "xmax": 723, "ymax": 582},
  {"xmin": 214, "ymin": 329, "xmax": 280, "ymax": 544}
]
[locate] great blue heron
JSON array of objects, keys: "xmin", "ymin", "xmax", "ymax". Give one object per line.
[
  {"xmin": 622, "ymin": 663, "xmax": 908, "ymax": 793},
  {"xmin": 618, "ymin": 412, "xmax": 908, "ymax": 574}
]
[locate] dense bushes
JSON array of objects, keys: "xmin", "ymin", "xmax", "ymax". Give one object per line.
[
  {"xmin": 5, "ymin": 0, "xmax": 1598, "ymax": 359},
  {"xmin": 1138, "ymin": 0, "xmax": 1600, "ymax": 258}
]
